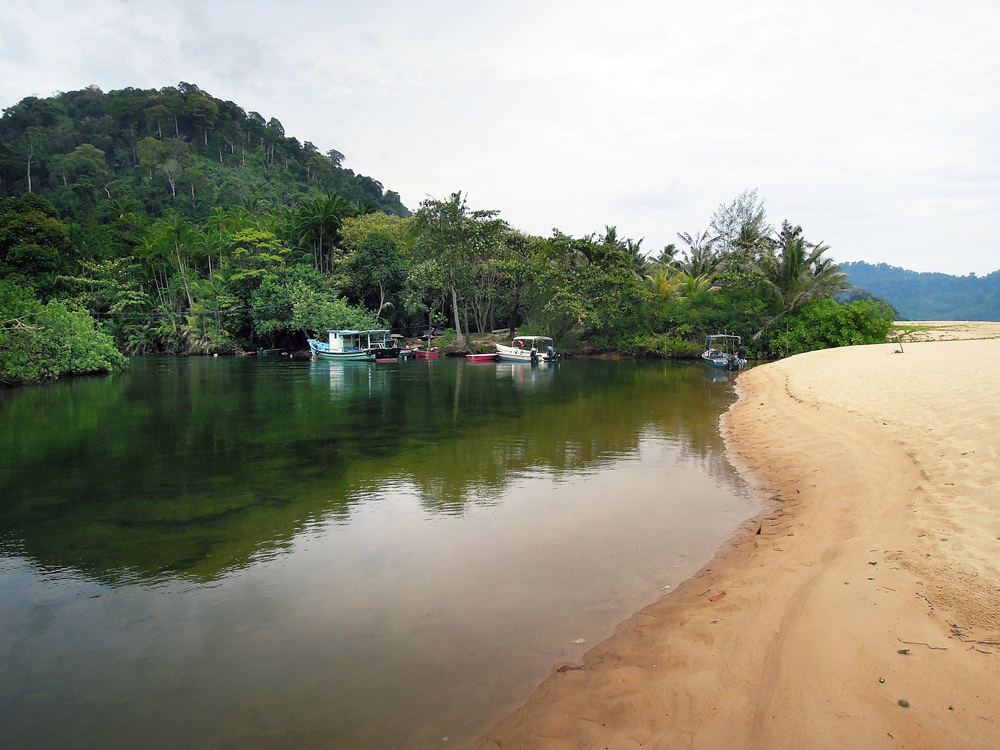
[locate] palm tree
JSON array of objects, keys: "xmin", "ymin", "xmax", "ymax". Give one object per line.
[
  {"xmin": 241, "ymin": 196, "xmax": 272, "ymax": 216},
  {"xmin": 293, "ymin": 193, "xmax": 355, "ymax": 273},
  {"xmin": 675, "ymin": 272, "xmax": 719, "ymax": 304},
  {"xmin": 658, "ymin": 243, "xmax": 678, "ymax": 266},
  {"xmin": 753, "ymin": 222, "xmax": 847, "ymax": 338},
  {"xmin": 644, "ymin": 271, "xmax": 681, "ymax": 301},
  {"xmin": 204, "ymin": 206, "xmax": 231, "ymax": 237},
  {"xmin": 195, "ymin": 232, "xmax": 226, "ymax": 277},
  {"xmin": 674, "ymin": 229, "xmax": 722, "ymax": 279},
  {"xmin": 157, "ymin": 214, "xmax": 199, "ymax": 309},
  {"xmin": 624, "ymin": 237, "xmax": 648, "ymax": 278},
  {"xmin": 600, "ymin": 226, "xmax": 648, "ymax": 277}
]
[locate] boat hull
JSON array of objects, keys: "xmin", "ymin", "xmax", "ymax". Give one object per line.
[
  {"xmin": 312, "ymin": 348, "xmax": 375, "ymax": 361},
  {"xmin": 701, "ymin": 353, "xmax": 734, "ymax": 369},
  {"xmin": 466, "ymin": 353, "xmax": 498, "ymax": 362},
  {"xmin": 496, "ymin": 344, "xmax": 557, "ymax": 363},
  {"xmin": 309, "ymin": 339, "xmax": 398, "ymax": 361}
]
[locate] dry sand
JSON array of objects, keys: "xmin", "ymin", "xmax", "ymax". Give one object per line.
[{"xmin": 471, "ymin": 322, "xmax": 1000, "ymax": 749}]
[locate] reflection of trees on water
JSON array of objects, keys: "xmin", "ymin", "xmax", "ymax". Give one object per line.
[{"xmin": 0, "ymin": 357, "xmax": 738, "ymax": 584}]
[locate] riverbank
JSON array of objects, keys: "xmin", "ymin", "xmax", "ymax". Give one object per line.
[{"xmin": 471, "ymin": 323, "xmax": 1000, "ymax": 749}]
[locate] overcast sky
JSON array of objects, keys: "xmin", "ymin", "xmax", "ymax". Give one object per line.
[{"xmin": 2, "ymin": 0, "xmax": 997, "ymax": 275}]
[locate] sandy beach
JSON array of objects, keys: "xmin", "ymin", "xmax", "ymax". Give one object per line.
[{"xmin": 471, "ymin": 323, "xmax": 1000, "ymax": 749}]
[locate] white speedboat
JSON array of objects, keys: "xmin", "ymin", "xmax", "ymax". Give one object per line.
[{"xmin": 496, "ymin": 335, "xmax": 558, "ymax": 363}]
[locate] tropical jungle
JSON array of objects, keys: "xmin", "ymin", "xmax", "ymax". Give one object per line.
[{"xmin": 0, "ymin": 82, "xmax": 894, "ymax": 386}]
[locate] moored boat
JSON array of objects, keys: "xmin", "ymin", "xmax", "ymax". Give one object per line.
[
  {"xmin": 308, "ymin": 329, "xmax": 400, "ymax": 361},
  {"xmin": 701, "ymin": 334, "xmax": 741, "ymax": 370},
  {"xmin": 466, "ymin": 352, "xmax": 498, "ymax": 362},
  {"xmin": 496, "ymin": 335, "xmax": 558, "ymax": 363}
]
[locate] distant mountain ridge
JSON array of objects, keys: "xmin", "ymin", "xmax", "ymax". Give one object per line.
[
  {"xmin": 842, "ymin": 261, "xmax": 1000, "ymax": 321},
  {"xmin": 0, "ymin": 82, "xmax": 409, "ymax": 220}
]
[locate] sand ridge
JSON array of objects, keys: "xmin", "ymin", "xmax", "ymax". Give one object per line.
[{"xmin": 470, "ymin": 324, "xmax": 1000, "ymax": 749}]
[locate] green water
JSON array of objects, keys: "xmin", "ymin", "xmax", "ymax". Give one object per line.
[{"xmin": 0, "ymin": 356, "xmax": 753, "ymax": 749}]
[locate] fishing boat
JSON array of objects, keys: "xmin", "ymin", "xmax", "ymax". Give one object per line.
[
  {"xmin": 496, "ymin": 335, "xmax": 558, "ymax": 363},
  {"xmin": 411, "ymin": 328, "xmax": 441, "ymax": 359},
  {"xmin": 701, "ymin": 334, "xmax": 741, "ymax": 369},
  {"xmin": 308, "ymin": 329, "xmax": 400, "ymax": 361},
  {"xmin": 466, "ymin": 352, "xmax": 498, "ymax": 362}
]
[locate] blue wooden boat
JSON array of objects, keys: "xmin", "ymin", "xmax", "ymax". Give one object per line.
[
  {"xmin": 701, "ymin": 334, "xmax": 741, "ymax": 370},
  {"xmin": 308, "ymin": 330, "xmax": 400, "ymax": 361}
]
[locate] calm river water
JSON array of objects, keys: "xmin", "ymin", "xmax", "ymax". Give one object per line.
[{"xmin": 0, "ymin": 355, "xmax": 754, "ymax": 749}]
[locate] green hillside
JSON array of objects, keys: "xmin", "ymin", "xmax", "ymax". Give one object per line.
[
  {"xmin": 842, "ymin": 262, "xmax": 1000, "ymax": 321},
  {"xmin": 0, "ymin": 82, "xmax": 409, "ymax": 220}
]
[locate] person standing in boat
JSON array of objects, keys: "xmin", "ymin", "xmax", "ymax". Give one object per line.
[{"xmin": 735, "ymin": 343, "xmax": 747, "ymax": 373}]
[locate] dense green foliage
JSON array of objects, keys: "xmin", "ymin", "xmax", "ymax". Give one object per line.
[
  {"xmin": 0, "ymin": 277, "xmax": 126, "ymax": 385},
  {"xmin": 1, "ymin": 88, "xmax": 897, "ymax": 385},
  {"xmin": 770, "ymin": 298, "xmax": 895, "ymax": 356},
  {"xmin": 0, "ymin": 83, "xmax": 408, "ymax": 221},
  {"xmin": 842, "ymin": 261, "xmax": 1000, "ymax": 321}
]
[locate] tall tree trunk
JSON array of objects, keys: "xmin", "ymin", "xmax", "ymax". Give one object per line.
[
  {"xmin": 376, "ymin": 282, "xmax": 386, "ymax": 319},
  {"xmin": 174, "ymin": 240, "xmax": 195, "ymax": 309},
  {"xmin": 450, "ymin": 285, "xmax": 465, "ymax": 345}
]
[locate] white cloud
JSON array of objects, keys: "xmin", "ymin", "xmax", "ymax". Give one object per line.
[{"xmin": 2, "ymin": 0, "xmax": 998, "ymax": 274}]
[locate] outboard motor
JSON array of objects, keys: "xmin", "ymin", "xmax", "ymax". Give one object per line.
[
  {"xmin": 530, "ymin": 347, "xmax": 538, "ymax": 362},
  {"xmin": 546, "ymin": 345, "xmax": 556, "ymax": 361}
]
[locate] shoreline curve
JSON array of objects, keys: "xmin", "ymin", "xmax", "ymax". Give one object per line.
[{"xmin": 469, "ymin": 324, "xmax": 1000, "ymax": 749}]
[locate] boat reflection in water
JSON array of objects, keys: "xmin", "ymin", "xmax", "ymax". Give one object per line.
[
  {"xmin": 309, "ymin": 357, "xmax": 393, "ymax": 398},
  {"xmin": 494, "ymin": 360, "xmax": 558, "ymax": 389}
]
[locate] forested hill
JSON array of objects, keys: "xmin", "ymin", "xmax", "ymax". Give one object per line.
[
  {"xmin": 843, "ymin": 261, "xmax": 1000, "ymax": 321},
  {"xmin": 0, "ymin": 82, "xmax": 409, "ymax": 220}
]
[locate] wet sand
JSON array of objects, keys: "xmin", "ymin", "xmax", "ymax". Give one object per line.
[{"xmin": 471, "ymin": 323, "xmax": 1000, "ymax": 749}]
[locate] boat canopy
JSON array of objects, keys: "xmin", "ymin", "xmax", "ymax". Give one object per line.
[
  {"xmin": 326, "ymin": 329, "xmax": 393, "ymax": 353},
  {"xmin": 704, "ymin": 334, "xmax": 741, "ymax": 342},
  {"xmin": 511, "ymin": 336, "xmax": 554, "ymax": 344}
]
